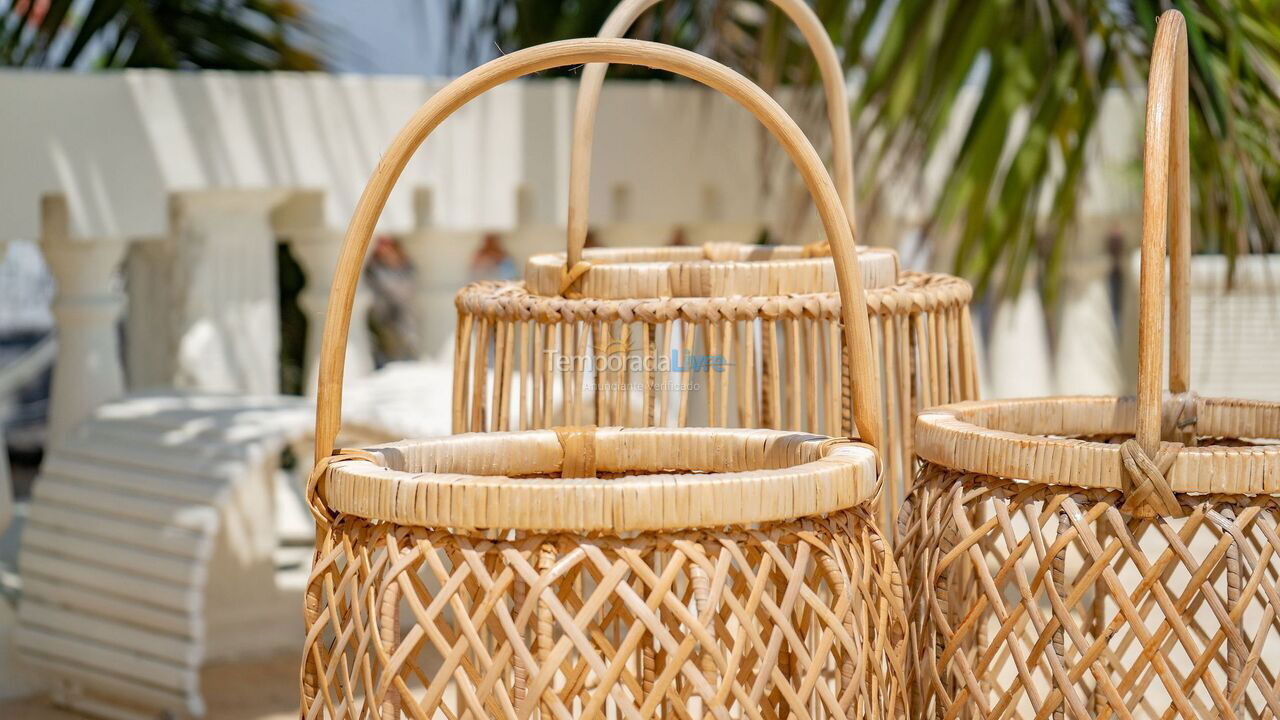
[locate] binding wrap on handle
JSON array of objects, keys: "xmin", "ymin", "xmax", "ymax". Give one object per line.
[
  {"xmin": 563, "ymin": 0, "xmax": 858, "ymax": 287},
  {"xmin": 308, "ymin": 39, "xmax": 886, "ymax": 529},
  {"xmin": 1122, "ymin": 10, "xmax": 1192, "ymax": 519}
]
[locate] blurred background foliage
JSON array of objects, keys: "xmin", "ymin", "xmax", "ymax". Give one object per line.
[
  {"xmin": 0, "ymin": 0, "xmax": 323, "ymax": 70},
  {"xmin": 451, "ymin": 0, "xmax": 1280, "ymax": 299},
  {"xmin": 2, "ymin": 0, "xmax": 1276, "ymax": 298}
]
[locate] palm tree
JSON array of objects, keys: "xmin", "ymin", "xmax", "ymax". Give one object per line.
[
  {"xmin": 449, "ymin": 0, "xmax": 1280, "ymax": 299},
  {"xmin": 0, "ymin": 0, "xmax": 323, "ymax": 70}
]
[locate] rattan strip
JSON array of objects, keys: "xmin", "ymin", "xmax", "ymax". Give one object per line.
[
  {"xmin": 523, "ymin": 245, "xmax": 901, "ymax": 298},
  {"xmin": 370, "ymin": 427, "xmax": 845, "ymax": 474},
  {"xmin": 304, "ymin": 508, "xmax": 907, "ymax": 720},
  {"xmin": 457, "ymin": 270, "xmax": 972, "ymax": 323},
  {"xmin": 915, "ymin": 397, "xmax": 1280, "ymax": 494},
  {"xmin": 542, "ymin": 244, "xmax": 819, "ymax": 262},
  {"xmin": 923, "ymin": 395, "xmax": 1280, "ymax": 441},
  {"xmin": 566, "ymin": 0, "xmax": 858, "ymax": 267},
  {"xmin": 899, "ymin": 461, "xmax": 1280, "ymax": 719},
  {"xmin": 321, "ymin": 429, "xmax": 877, "ymax": 531}
]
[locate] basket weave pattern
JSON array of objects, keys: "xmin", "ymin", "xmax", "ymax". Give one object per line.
[
  {"xmin": 900, "ymin": 456, "xmax": 1280, "ymax": 719},
  {"xmin": 892, "ymin": 13, "xmax": 1280, "ymax": 717},
  {"xmin": 304, "ymin": 508, "xmax": 905, "ymax": 719}
]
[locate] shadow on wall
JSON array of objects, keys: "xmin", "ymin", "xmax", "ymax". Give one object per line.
[{"xmin": 0, "ymin": 72, "xmax": 786, "ymax": 242}]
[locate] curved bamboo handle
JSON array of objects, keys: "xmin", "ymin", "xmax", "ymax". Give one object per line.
[
  {"xmin": 565, "ymin": 0, "xmax": 855, "ymax": 271},
  {"xmin": 314, "ymin": 38, "xmax": 883, "ymax": 463},
  {"xmin": 1136, "ymin": 9, "xmax": 1191, "ymax": 456}
]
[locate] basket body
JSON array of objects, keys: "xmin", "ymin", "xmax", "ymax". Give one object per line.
[
  {"xmin": 899, "ymin": 397, "xmax": 1280, "ymax": 718},
  {"xmin": 307, "ymin": 511, "xmax": 899, "ymax": 719},
  {"xmin": 308, "ymin": 39, "xmax": 912, "ymax": 719},
  {"xmin": 302, "ymin": 429, "xmax": 908, "ymax": 719},
  {"xmin": 454, "ymin": 266, "xmax": 977, "ymax": 531}
]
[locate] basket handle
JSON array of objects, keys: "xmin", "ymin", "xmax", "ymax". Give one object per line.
[
  {"xmin": 314, "ymin": 38, "xmax": 883, "ymax": 464},
  {"xmin": 565, "ymin": 0, "xmax": 855, "ymax": 272},
  {"xmin": 1135, "ymin": 9, "xmax": 1191, "ymax": 457}
]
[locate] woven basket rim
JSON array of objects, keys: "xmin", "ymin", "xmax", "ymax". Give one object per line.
[
  {"xmin": 524, "ymin": 244, "xmax": 900, "ymax": 297},
  {"xmin": 323, "ymin": 427, "xmax": 877, "ymax": 531},
  {"xmin": 915, "ymin": 395, "xmax": 1280, "ymax": 494},
  {"xmin": 456, "ymin": 270, "xmax": 972, "ymax": 323}
]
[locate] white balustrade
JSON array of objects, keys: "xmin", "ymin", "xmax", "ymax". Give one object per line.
[
  {"xmin": 280, "ymin": 191, "xmax": 375, "ymax": 392},
  {"xmin": 125, "ymin": 188, "xmax": 349, "ymax": 395},
  {"xmin": 1121, "ymin": 252, "xmax": 1280, "ymax": 401},
  {"xmin": 39, "ymin": 195, "xmax": 129, "ymax": 448},
  {"xmin": 171, "ymin": 190, "xmax": 287, "ymax": 394},
  {"xmin": 401, "ymin": 187, "xmax": 482, "ymax": 357},
  {"xmin": 1186, "ymin": 254, "xmax": 1280, "ymax": 400}
]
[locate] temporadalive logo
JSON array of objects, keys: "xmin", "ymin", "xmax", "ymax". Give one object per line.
[{"xmin": 553, "ymin": 342, "xmax": 732, "ymax": 375}]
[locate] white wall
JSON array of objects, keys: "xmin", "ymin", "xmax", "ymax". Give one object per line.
[{"xmin": 0, "ymin": 71, "xmax": 800, "ymax": 244}]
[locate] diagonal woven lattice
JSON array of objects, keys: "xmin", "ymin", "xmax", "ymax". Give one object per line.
[
  {"xmin": 899, "ymin": 462, "xmax": 1280, "ymax": 720},
  {"xmin": 303, "ymin": 508, "xmax": 907, "ymax": 719}
]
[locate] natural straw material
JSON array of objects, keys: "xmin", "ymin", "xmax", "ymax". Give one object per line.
[
  {"xmin": 454, "ymin": 271, "xmax": 976, "ymax": 525},
  {"xmin": 304, "ymin": 39, "xmax": 907, "ymax": 719},
  {"xmin": 522, "ymin": 243, "xmax": 902, "ymax": 298},
  {"xmin": 305, "ymin": 429, "xmax": 903, "ymax": 719},
  {"xmin": 566, "ymin": 0, "xmax": 859, "ymax": 266},
  {"xmin": 458, "ymin": 278, "xmax": 979, "ymax": 545},
  {"xmin": 313, "ymin": 40, "xmax": 886, "ymax": 465},
  {"xmin": 452, "ymin": 0, "xmax": 978, "ymax": 532},
  {"xmin": 320, "ymin": 427, "xmax": 878, "ymax": 531},
  {"xmin": 898, "ymin": 11, "xmax": 1280, "ymax": 718}
]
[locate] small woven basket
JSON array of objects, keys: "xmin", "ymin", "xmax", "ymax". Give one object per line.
[
  {"xmin": 450, "ymin": 0, "xmax": 978, "ymax": 533},
  {"xmin": 304, "ymin": 39, "xmax": 907, "ymax": 719},
  {"xmin": 897, "ymin": 11, "xmax": 1280, "ymax": 718}
]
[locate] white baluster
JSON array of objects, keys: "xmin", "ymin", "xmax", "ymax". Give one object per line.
[
  {"xmin": 280, "ymin": 191, "xmax": 375, "ymax": 393},
  {"xmin": 401, "ymin": 187, "xmax": 481, "ymax": 358},
  {"xmin": 166, "ymin": 189, "xmax": 298, "ymax": 395},
  {"xmin": 40, "ymin": 194, "xmax": 129, "ymax": 448}
]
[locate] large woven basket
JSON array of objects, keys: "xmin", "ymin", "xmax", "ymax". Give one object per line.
[
  {"xmin": 897, "ymin": 11, "xmax": 1280, "ymax": 718},
  {"xmin": 450, "ymin": 0, "xmax": 978, "ymax": 532},
  {"xmin": 304, "ymin": 39, "xmax": 907, "ymax": 719}
]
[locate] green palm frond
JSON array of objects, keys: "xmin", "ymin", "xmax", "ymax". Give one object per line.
[
  {"xmin": 0, "ymin": 0, "xmax": 324, "ymax": 70},
  {"xmin": 849, "ymin": 0, "xmax": 1280, "ymax": 298},
  {"xmin": 446, "ymin": 0, "xmax": 837, "ymax": 83},
  {"xmin": 447, "ymin": 0, "xmax": 1280, "ymax": 299}
]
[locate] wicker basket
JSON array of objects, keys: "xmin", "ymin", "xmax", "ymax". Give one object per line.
[
  {"xmin": 451, "ymin": 0, "xmax": 978, "ymax": 533},
  {"xmin": 898, "ymin": 11, "xmax": 1280, "ymax": 718},
  {"xmin": 304, "ymin": 39, "xmax": 907, "ymax": 719}
]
